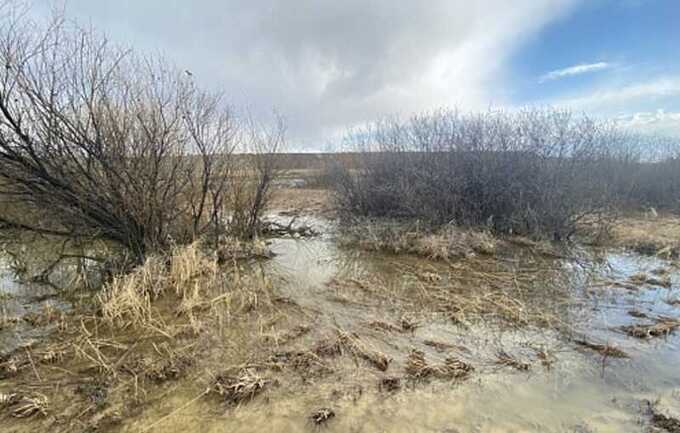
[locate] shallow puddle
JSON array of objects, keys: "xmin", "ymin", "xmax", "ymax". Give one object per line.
[{"xmin": 118, "ymin": 226, "xmax": 680, "ymax": 433}]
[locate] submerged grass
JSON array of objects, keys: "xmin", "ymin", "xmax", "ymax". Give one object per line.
[
  {"xmin": 312, "ymin": 330, "xmax": 391, "ymax": 372},
  {"xmin": 0, "ymin": 239, "xmax": 281, "ymax": 432},
  {"xmin": 405, "ymin": 349, "xmax": 474, "ymax": 380},
  {"xmin": 574, "ymin": 339, "xmax": 629, "ymax": 358},
  {"xmin": 621, "ymin": 317, "xmax": 680, "ymax": 339}
]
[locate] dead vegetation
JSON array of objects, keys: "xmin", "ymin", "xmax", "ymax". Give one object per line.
[
  {"xmin": 338, "ymin": 220, "xmax": 497, "ymax": 260},
  {"xmin": 267, "ymin": 350, "xmax": 331, "ymax": 376},
  {"xmin": 259, "ymin": 218, "xmax": 318, "ymax": 238},
  {"xmin": 378, "ymin": 376, "xmax": 401, "ymax": 392},
  {"xmin": 366, "ymin": 320, "xmax": 402, "ymax": 333},
  {"xmin": 210, "ymin": 368, "xmax": 269, "ymax": 405},
  {"xmin": 263, "ymin": 325, "xmax": 312, "ymax": 346},
  {"xmin": 330, "ymin": 109, "xmax": 674, "ymax": 242},
  {"xmin": 574, "ymin": 339, "xmax": 629, "ymax": 358},
  {"xmin": 422, "ymin": 340, "xmax": 462, "ymax": 353},
  {"xmin": 310, "ymin": 407, "xmax": 335, "ymax": 425},
  {"xmin": 652, "ymin": 412, "xmax": 680, "ymax": 433},
  {"xmin": 647, "ymin": 400, "xmax": 680, "ymax": 433},
  {"xmin": 621, "ymin": 317, "xmax": 680, "ymax": 339},
  {"xmin": 313, "ymin": 330, "xmax": 391, "ymax": 372},
  {"xmin": 98, "ymin": 241, "xmax": 274, "ymax": 332},
  {"xmin": 495, "ymin": 350, "xmax": 531, "ymax": 371},
  {"xmin": 123, "ymin": 348, "xmax": 194, "ymax": 383},
  {"xmin": 332, "ymin": 255, "xmax": 566, "ymax": 332},
  {"xmin": 405, "ymin": 349, "xmax": 473, "ymax": 380},
  {"xmin": 98, "ymin": 242, "xmax": 221, "ymax": 328},
  {"xmin": 0, "ymin": 7, "xmax": 284, "ymax": 265},
  {"xmin": 6, "ymin": 393, "xmax": 49, "ymax": 418},
  {"xmin": 438, "ymin": 287, "xmax": 561, "ymax": 329},
  {"xmin": 0, "ymin": 238, "xmax": 282, "ymax": 431},
  {"xmin": 628, "ymin": 272, "xmax": 672, "ymax": 288},
  {"xmin": 0, "ymin": 390, "xmax": 49, "ymax": 419},
  {"xmin": 608, "ymin": 215, "xmax": 680, "ymax": 258}
]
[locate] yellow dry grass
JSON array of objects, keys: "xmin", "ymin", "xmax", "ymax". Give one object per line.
[
  {"xmin": 339, "ymin": 220, "xmax": 497, "ymax": 261},
  {"xmin": 99, "ymin": 243, "xmax": 218, "ymax": 328},
  {"xmin": 609, "ymin": 214, "xmax": 680, "ymax": 258}
]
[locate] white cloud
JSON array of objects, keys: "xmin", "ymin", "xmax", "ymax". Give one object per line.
[
  {"xmin": 555, "ymin": 76, "xmax": 680, "ymax": 110},
  {"xmin": 616, "ymin": 109, "xmax": 680, "ymax": 136},
  {"xmin": 539, "ymin": 62, "xmax": 611, "ymax": 83},
  {"xmin": 32, "ymin": 0, "xmax": 578, "ymax": 148}
]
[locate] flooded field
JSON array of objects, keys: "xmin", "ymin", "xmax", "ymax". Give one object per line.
[{"xmin": 1, "ymin": 215, "xmax": 679, "ymax": 433}]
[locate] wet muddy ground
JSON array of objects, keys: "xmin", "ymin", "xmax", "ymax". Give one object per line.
[{"xmin": 1, "ymin": 213, "xmax": 679, "ymax": 432}]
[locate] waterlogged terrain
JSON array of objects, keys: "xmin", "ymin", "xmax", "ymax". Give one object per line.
[
  {"xmin": 123, "ymin": 218, "xmax": 680, "ymax": 433},
  {"xmin": 1, "ymin": 215, "xmax": 679, "ymax": 432}
]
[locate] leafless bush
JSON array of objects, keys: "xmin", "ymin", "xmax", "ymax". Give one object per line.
[
  {"xmin": 0, "ymin": 6, "xmax": 282, "ymax": 264},
  {"xmin": 331, "ymin": 108, "xmax": 676, "ymax": 240},
  {"xmin": 622, "ymin": 137, "xmax": 680, "ymax": 211}
]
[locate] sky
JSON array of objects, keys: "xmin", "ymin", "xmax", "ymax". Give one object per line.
[{"xmin": 31, "ymin": 0, "xmax": 680, "ymax": 149}]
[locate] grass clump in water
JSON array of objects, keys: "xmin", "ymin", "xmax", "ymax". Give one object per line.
[
  {"xmin": 210, "ymin": 369, "xmax": 269, "ymax": 405},
  {"xmin": 405, "ymin": 349, "xmax": 473, "ymax": 380},
  {"xmin": 338, "ymin": 219, "xmax": 497, "ymax": 260}
]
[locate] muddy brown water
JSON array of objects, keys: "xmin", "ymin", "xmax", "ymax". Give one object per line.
[{"xmin": 2, "ymin": 217, "xmax": 680, "ymax": 432}]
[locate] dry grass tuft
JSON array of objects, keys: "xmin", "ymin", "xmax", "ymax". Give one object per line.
[
  {"xmin": 495, "ymin": 350, "xmax": 531, "ymax": 371},
  {"xmin": 405, "ymin": 349, "xmax": 473, "ymax": 380},
  {"xmin": 610, "ymin": 215, "xmax": 680, "ymax": 258},
  {"xmin": 312, "ymin": 331, "xmax": 391, "ymax": 371},
  {"xmin": 441, "ymin": 290, "xmax": 556, "ymax": 329},
  {"xmin": 263, "ymin": 325, "xmax": 311, "ymax": 345},
  {"xmin": 310, "ymin": 407, "xmax": 335, "ymax": 425},
  {"xmin": 574, "ymin": 339, "xmax": 628, "ymax": 358},
  {"xmin": 628, "ymin": 272, "xmax": 672, "ymax": 288},
  {"xmin": 335, "ymin": 331, "xmax": 391, "ymax": 371},
  {"xmin": 98, "ymin": 256, "xmax": 162, "ymax": 328},
  {"xmin": 422, "ymin": 340, "xmax": 462, "ymax": 353},
  {"xmin": 267, "ymin": 350, "xmax": 330, "ymax": 375},
  {"xmin": 378, "ymin": 376, "xmax": 401, "ymax": 392},
  {"xmin": 621, "ymin": 317, "xmax": 679, "ymax": 339},
  {"xmin": 2, "ymin": 393, "xmax": 50, "ymax": 418},
  {"xmin": 338, "ymin": 220, "xmax": 497, "ymax": 260},
  {"xmin": 216, "ymin": 237, "xmax": 272, "ymax": 262},
  {"xmin": 399, "ymin": 314, "xmax": 420, "ymax": 332},
  {"xmin": 628, "ymin": 309, "xmax": 650, "ymax": 319},
  {"xmin": 650, "ymin": 408, "xmax": 680, "ymax": 433},
  {"xmin": 0, "ymin": 355, "xmax": 20, "ymax": 379},
  {"xmin": 366, "ymin": 320, "xmax": 402, "ymax": 333},
  {"xmin": 210, "ymin": 369, "xmax": 269, "ymax": 405},
  {"xmin": 99, "ymin": 243, "xmax": 227, "ymax": 329}
]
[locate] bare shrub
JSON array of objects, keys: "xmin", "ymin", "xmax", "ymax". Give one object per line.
[
  {"xmin": 622, "ymin": 137, "xmax": 680, "ymax": 212},
  {"xmin": 225, "ymin": 117, "xmax": 285, "ymax": 240},
  {"xmin": 0, "ymin": 6, "xmax": 283, "ymax": 264},
  {"xmin": 331, "ymin": 108, "xmax": 674, "ymax": 240}
]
